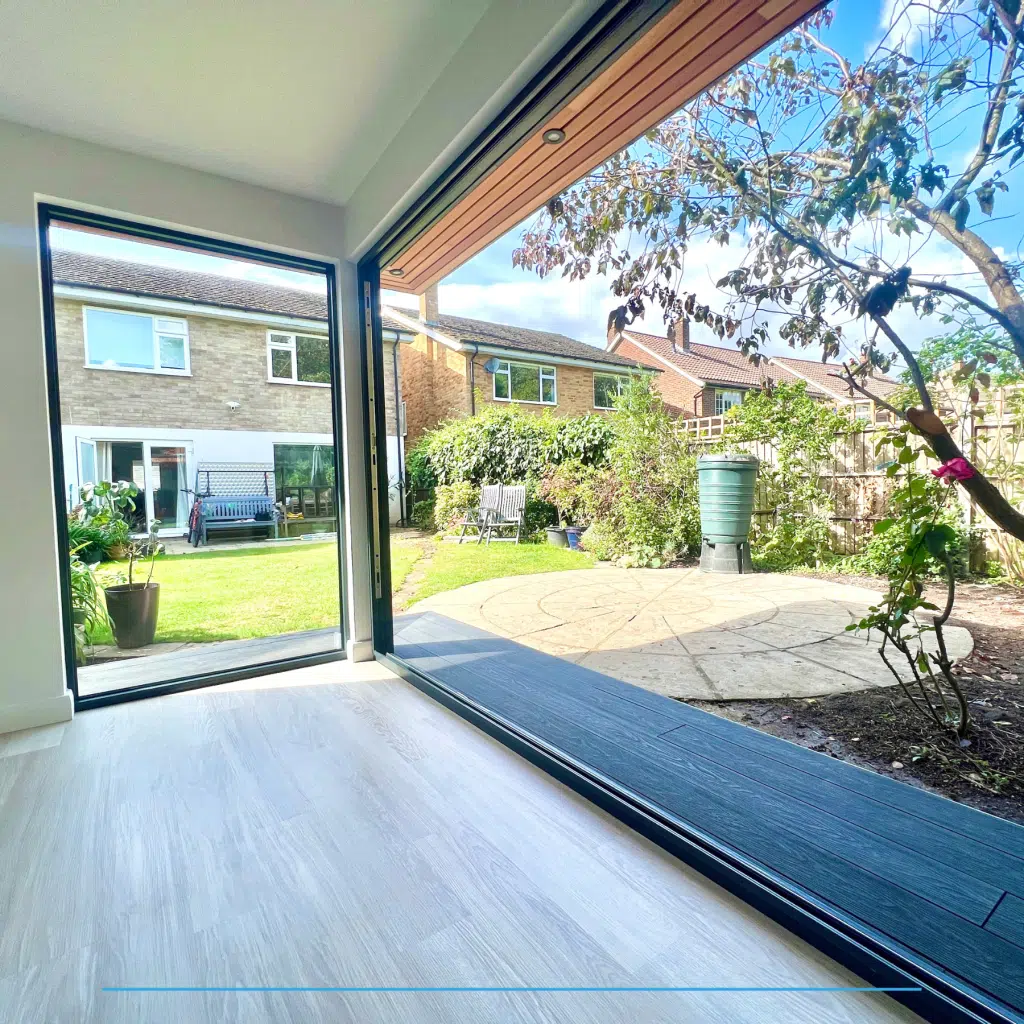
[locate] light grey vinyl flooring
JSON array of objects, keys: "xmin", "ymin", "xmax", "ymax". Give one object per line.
[{"xmin": 0, "ymin": 660, "xmax": 922, "ymax": 1024}]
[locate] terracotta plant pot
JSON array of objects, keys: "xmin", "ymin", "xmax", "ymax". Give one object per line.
[{"xmin": 104, "ymin": 582, "xmax": 160, "ymax": 648}]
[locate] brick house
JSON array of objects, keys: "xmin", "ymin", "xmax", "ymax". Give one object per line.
[
  {"xmin": 52, "ymin": 250, "xmax": 417, "ymax": 528},
  {"xmin": 607, "ymin": 320, "xmax": 899, "ymax": 421},
  {"xmin": 384, "ymin": 284, "xmax": 650, "ymax": 446}
]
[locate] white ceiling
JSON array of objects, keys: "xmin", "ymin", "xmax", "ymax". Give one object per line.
[{"xmin": 0, "ymin": 0, "xmax": 495, "ymax": 206}]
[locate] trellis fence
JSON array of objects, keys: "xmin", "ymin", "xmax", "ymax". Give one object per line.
[{"xmin": 683, "ymin": 390, "xmax": 1024, "ymax": 568}]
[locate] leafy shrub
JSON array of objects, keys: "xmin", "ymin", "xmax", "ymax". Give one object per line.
[
  {"xmin": 406, "ymin": 444, "xmax": 436, "ymax": 491},
  {"xmin": 414, "ymin": 406, "xmax": 612, "ymax": 487},
  {"xmin": 68, "ymin": 545, "xmax": 104, "ymax": 664},
  {"xmin": 433, "ymin": 482, "xmax": 480, "ymax": 532},
  {"xmin": 411, "ymin": 498, "xmax": 436, "ymax": 532},
  {"xmin": 548, "ymin": 415, "xmax": 615, "ymax": 466},
  {"xmin": 839, "ymin": 491, "xmax": 970, "ymax": 578},
  {"xmin": 580, "ymin": 522, "xmax": 618, "ymax": 560},
  {"xmin": 597, "ymin": 378, "xmax": 701, "ymax": 566},
  {"xmin": 536, "ymin": 460, "xmax": 592, "ymax": 527},
  {"xmin": 722, "ymin": 381, "xmax": 853, "ymax": 569}
]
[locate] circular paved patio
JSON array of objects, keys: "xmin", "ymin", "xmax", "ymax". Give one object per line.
[{"xmin": 415, "ymin": 567, "xmax": 973, "ymax": 700}]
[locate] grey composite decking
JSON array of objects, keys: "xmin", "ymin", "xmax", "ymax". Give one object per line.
[
  {"xmin": 394, "ymin": 610, "xmax": 1024, "ymax": 1020},
  {"xmin": 78, "ymin": 627, "xmax": 342, "ymax": 696}
]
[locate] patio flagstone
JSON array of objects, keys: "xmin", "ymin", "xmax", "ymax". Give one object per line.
[{"xmin": 413, "ymin": 568, "xmax": 973, "ymax": 700}]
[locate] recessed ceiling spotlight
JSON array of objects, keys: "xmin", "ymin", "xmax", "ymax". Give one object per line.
[
  {"xmin": 388, "ymin": 268, "xmax": 405, "ymax": 277},
  {"xmin": 543, "ymin": 128, "xmax": 566, "ymax": 145}
]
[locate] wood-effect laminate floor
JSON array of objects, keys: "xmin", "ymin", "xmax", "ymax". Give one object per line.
[{"xmin": 0, "ymin": 659, "xmax": 921, "ymax": 1023}]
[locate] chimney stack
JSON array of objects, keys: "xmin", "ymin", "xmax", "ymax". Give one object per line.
[
  {"xmin": 419, "ymin": 283, "xmax": 439, "ymax": 327},
  {"xmin": 668, "ymin": 319, "xmax": 689, "ymax": 353}
]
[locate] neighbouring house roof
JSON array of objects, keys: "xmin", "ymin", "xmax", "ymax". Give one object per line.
[
  {"xmin": 616, "ymin": 329, "xmax": 898, "ymax": 402},
  {"xmin": 385, "ymin": 306, "xmax": 643, "ymax": 369},
  {"xmin": 617, "ymin": 329, "xmax": 781, "ymax": 389},
  {"xmin": 50, "ymin": 250, "xmax": 412, "ymax": 334},
  {"xmin": 769, "ymin": 354, "xmax": 901, "ymax": 401}
]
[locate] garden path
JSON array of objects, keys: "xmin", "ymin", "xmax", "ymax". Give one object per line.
[{"xmin": 413, "ymin": 568, "xmax": 974, "ymax": 700}]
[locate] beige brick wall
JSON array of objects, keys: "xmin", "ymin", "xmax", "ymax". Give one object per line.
[
  {"xmin": 381, "ymin": 340, "xmax": 399, "ymax": 436},
  {"xmin": 55, "ymin": 298, "xmax": 334, "ymax": 433},
  {"xmin": 614, "ymin": 337, "xmax": 702, "ymax": 416},
  {"xmin": 471, "ymin": 355, "xmax": 620, "ymax": 419},
  {"xmin": 401, "ymin": 335, "xmax": 471, "ymax": 444}
]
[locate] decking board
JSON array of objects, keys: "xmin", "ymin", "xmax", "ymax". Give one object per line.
[{"xmin": 394, "ymin": 611, "xmax": 1024, "ymax": 1015}]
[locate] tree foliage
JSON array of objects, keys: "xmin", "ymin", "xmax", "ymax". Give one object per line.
[{"xmin": 514, "ymin": 1, "xmax": 1024, "ymax": 539}]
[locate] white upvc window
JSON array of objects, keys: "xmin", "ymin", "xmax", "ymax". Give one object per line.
[
  {"xmin": 267, "ymin": 331, "xmax": 331, "ymax": 386},
  {"xmin": 492, "ymin": 360, "xmax": 557, "ymax": 404},
  {"xmin": 594, "ymin": 372, "xmax": 629, "ymax": 409},
  {"xmin": 83, "ymin": 307, "xmax": 190, "ymax": 375},
  {"xmin": 715, "ymin": 389, "xmax": 743, "ymax": 415}
]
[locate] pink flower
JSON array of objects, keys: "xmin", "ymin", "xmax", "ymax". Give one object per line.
[{"xmin": 931, "ymin": 457, "xmax": 975, "ymax": 482}]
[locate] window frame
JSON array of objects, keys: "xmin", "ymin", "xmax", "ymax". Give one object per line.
[
  {"xmin": 491, "ymin": 359, "xmax": 557, "ymax": 405},
  {"xmin": 266, "ymin": 330, "xmax": 332, "ymax": 387},
  {"xmin": 714, "ymin": 388, "xmax": 744, "ymax": 415},
  {"xmin": 593, "ymin": 371, "xmax": 629, "ymax": 410},
  {"xmin": 82, "ymin": 306, "xmax": 191, "ymax": 376}
]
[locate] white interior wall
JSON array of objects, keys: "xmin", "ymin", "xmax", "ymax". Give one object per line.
[{"xmin": 0, "ymin": 118, "xmax": 370, "ymax": 733}]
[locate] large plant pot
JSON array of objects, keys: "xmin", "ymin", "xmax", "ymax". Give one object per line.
[
  {"xmin": 104, "ymin": 582, "xmax": 160, "ymax": 649},
  {"xmin": 546, "ymin": 527, "xmax": 568, "ymax": 547},
  {"xmin": 564, "ymin": 526, "xmax": 583, "ymax": 550}
]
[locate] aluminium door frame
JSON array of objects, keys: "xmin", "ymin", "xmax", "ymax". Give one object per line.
[
  {"xmin": 39, "ymin": 202, "xmax": 350, "ymax": 710},
  {"xmin": 354, "ymin": 3, "xmax": 1008, "ymax": 1022}
]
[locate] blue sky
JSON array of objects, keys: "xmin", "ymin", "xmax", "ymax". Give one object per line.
[{"xmin": 59, "ymin": 0, "xmax": 1016, "ymax": 368}]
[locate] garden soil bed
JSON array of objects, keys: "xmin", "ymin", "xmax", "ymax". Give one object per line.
[{"xmin": 687, "ymin": 572, "xmax": 1024, "ymax": 824}]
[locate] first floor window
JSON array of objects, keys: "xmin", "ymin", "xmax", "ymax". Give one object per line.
[
  {"xmin": 715, "ymin": 389, "xmax": 743, "ymax": 415},
  {"xmin": 267, "ymin": 332, "xmax": 331, "ymax": 384},
  {"xmin": 594, "ymin": 372, "xmax": 629, "ymax": 409},
  {"xmin": 492, "ymin": 360, "xmax": 556, "ymax": 404},
  {"xmin": 84, "ymin": 308, "xmax": 189, "ymax": 374}
]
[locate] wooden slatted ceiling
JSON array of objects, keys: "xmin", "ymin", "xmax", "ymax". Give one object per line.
[{"xmin": 384, "ymin": 0, "xmax": 824, "ymax": 294}]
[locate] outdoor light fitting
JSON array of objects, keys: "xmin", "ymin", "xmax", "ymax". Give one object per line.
[
  {"xmin": 542, "ymin": 128, "xmax": 566, "ymax": 144},
  {"xmin": 388, "ymin": 268, "xmax": 405, "ymax": 277}
]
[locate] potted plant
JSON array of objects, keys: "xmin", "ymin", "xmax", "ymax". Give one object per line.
[
  {"xmin": 538, "ymin": 462, "xmax": 589, "ymax": 548},
  {"xmin": 103, "ymin": 520, "xmax": 162, "ymax": 648}
]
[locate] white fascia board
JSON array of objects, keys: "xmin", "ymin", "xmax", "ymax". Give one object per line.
[
  {"xmin": 470, "ymin": 341, "xmax": 656, "ymax": 375},
  {"xmin": 620, "ymin": 332, "xmax": 705, "ymax": 387},
  {"xmin": 53, "ymin": 285, "xmax": 328, "ymax": 334},
  {"xmin": 768, "ymin": 358, "xmax": 850, "ymax": 402}
]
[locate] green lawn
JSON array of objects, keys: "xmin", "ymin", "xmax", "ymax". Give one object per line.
[
  {"xmin": 407, "ymin": 542, "xmax": 593, "ymax": 605},
  {"xmin": 86, "ymin": 536, "xmax": 586, "ymax": 645}
]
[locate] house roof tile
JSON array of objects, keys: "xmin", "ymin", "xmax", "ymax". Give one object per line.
[
  {"xmin": 388, "ymin": 308, "xmax": 641, "ymax": 368},
  {"xmin": 622, "ymin": 329, "xmax": 898, "ymax": 399},
  {"xmin": 51, "ymin": 250, "xmax": 412, "ymax": 333}
]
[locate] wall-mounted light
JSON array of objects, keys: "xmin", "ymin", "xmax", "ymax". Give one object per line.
[
  {"xmin": 388, "ymin": 268, "xmax": 405, "ymax": 278},
  {"xmin": 226, "ymin": 400, "xmax": 240, "ymax": 411},
  {"xmin": 542, "ymin": 128, "xmax": 566, "ymax": 145}
]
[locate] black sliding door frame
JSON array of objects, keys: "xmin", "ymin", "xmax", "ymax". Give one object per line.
[
  {"xmin": 39, "ymin": 203, "xmax": 349, "ymax": 710},
  {"xmin": 353, "ymin": 2, "xmax": 1013, "ymax": 1022}
]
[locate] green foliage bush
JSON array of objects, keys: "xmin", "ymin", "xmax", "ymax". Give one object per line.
[
  {"xmin": 721, "ymin": 381, "xmax": 853, "ymax": 570},
  {"xmin": 411, "ymin": 499, "xmax": 436, "ymax": 532},
  {"xmin": 409, "ymin": 407, "xmax": 613, "ymax": 487},
  {"xmin": 838, "ymin": 484, "xmax": 970, "ymax": 579},
  {"xmin": 433, "ymin": 482, "xmax": 480, "ymax": 532},
  {"xmin": 592, "ymin": 378, "xmax": 701, "ymax": 566}
]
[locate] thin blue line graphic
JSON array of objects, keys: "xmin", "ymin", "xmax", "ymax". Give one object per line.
[{"xmin": 102, "ymin": 985, "xmax": 923, "ymax": 994}]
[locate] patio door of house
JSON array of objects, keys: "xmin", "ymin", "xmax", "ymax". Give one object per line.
[
  {"xmin": 97, "ymin": 439, "xmax": 193, "ymax": 535},
  {"xmin": 147, "ymin": 443, "xmax": 191, "ymax": 535}
]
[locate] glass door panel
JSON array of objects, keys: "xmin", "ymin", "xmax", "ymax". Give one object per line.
[{"xmin": 149, "ymin": 445, "xmax": 188, "ymax": 531}]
